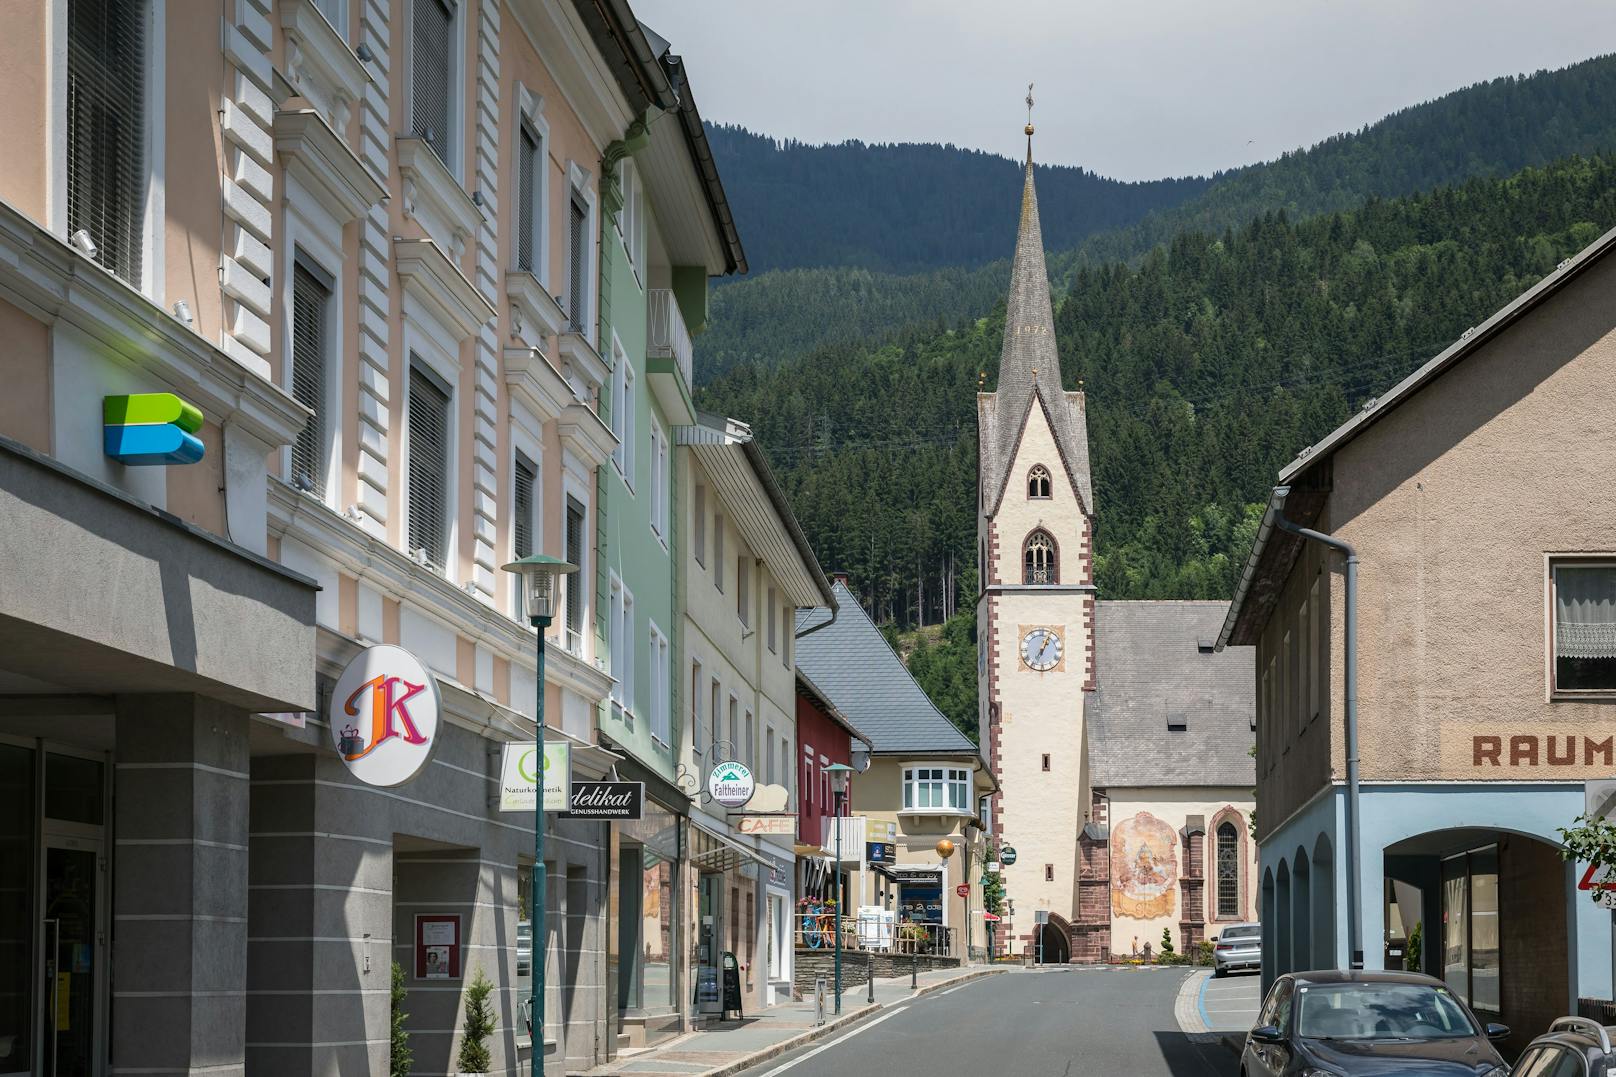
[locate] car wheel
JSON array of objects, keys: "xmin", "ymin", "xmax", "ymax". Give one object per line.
[{"xmin": 1213, "ymin": 967, "xmax": 1225, "ymax": 978}]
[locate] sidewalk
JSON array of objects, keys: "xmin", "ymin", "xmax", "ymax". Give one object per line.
[
  {"xmin": 575, "ymin": 964, "xmax": 1010, "ymax": 1076},
  {"xmin": 1174, "ymin": 968, "xmax": 1262, "ymax": 1058}
]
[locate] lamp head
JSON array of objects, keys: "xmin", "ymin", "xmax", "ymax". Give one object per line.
[
  {"xmin": 935, "ymin": 838, "xmax": 955, "ymax": 860},
  {"xmin": 501, "ymin": 553, "xmax": 578, "ymax": 623},
  {"xmin": 824, "ymin": 762, "xmax": 853, "ymax": 796}
]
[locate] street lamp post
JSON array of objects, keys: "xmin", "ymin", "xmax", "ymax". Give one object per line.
[
  {"xmin": 935, "ymin": 839, "xmax": 954, "ymax": 959},
  {"xmin": 502, "ymin": 554, "xmax": 577, "ymax": 1064},
  {"xmin": 826, "ymin": 763, "xmax": 853, "ymax": 1013}
]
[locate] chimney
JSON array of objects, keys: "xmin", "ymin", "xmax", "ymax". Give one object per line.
[{"xmin": 831, "ymin": 571, "xmax": 850, "ymax": 589}]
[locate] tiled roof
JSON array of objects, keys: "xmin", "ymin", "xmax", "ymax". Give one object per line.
[
  {"xmin": 794, "ymin": 582, "xmax": 982, "ymax": 760},
  {"xmin": 1088, "ymin": 601, "xmax": 1255, "ymax": 788}
]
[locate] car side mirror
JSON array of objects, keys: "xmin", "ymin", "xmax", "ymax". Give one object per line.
[
  {"xmin": 1251, "ymin": 1025, "xmax": 1284, "ymax": 1044},
  {"xmin": 1484, "ymin": 1023, "xmax": 1510, "ymax": 1042}
]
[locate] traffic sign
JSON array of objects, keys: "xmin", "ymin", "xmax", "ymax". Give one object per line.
[
  {"xmin": 956, "ymin": 884, "xmax": 971, "ymax": 898},
  {"xmin": 1000, "ymin": 845, "xmax": 1018, "ymax": 866},
  {"xmin": 1587, "ymin": 778, "xmax": 1616, "ymax": 820}
]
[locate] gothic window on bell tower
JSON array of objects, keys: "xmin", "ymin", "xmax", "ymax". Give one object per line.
[
  {"xmin": 1024, "ymin": 529, "xmax": 1057, "ymax": 585},
  {"xmin": 1027, "ymin": 465, "xmax": 1051, "ymax": 499}
]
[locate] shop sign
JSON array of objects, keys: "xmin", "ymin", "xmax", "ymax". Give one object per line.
[
  {"xmin": 707, "ymin": 760, "xmax": 755, "ymax": 808},
  {"xmin": 415, "ymin": 914, "xmax": 461, "ymax": 979},
  {"xmin": 1000, "ymin": 845, "xmax": 1019, "ymax": 866},
  {"xmin": 986, "ymin": 861, "xmax": 1001, "ymax": 874},
  {"xmin": 956, "ymin": 883, "xmax": 971, "ymax": 898},
  {"xmin": 497, "ymin": 741, "xmax": 571, "ymax": 812},
  {"xmin": 865, "ymin": 818, "xmax": 897, "ymax": 842},
  {"xmin": 330, "ymin": 645, "xmax": 441, "ymax": 787},
  {"xmin": 866, "ymin": 842, "xmax": 896, "ymax": 864},
  {"xmin": 561, "ymin": 780, "xmax": 643, "ymax": 819},
  {"xmin": 104, "ymin": 393, "xmax": 205, "ymax": 465},
  {"xmin": 735, "ymin": 814, "xmax": 796, "ymax": 836}
]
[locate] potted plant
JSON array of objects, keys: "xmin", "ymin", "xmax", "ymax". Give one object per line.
[{"xmin": 455, "ymin": 967, "xmax": 496, "ymax": 1075}]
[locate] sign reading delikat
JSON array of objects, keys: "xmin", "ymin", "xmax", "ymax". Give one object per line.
[
  {"xmin": 707, "ymin": 760, "xmax": 755, "ymax": 809},
  {"xmin": 561, "ymin": 780, "xmax": 644, "ymax": 819},
  {"xmin": 104, "ymin": 393, "xmax": 205, "ymax": 465},
  {"xmin": 497, "ymin": 741, "xmax": 571, "ymax": 812},
  {"xmin": 330, "ymin": 644, "xmax": 441, "ymax": 787}
]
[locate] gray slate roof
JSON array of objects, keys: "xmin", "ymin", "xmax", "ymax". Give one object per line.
[
  {"xmin": 795, "ymin": 581, "xmax": 982, "ymax": 760},
  {"xmin": 1088, "ymin": 601, "xmax": 1255, "ymax": 788}
]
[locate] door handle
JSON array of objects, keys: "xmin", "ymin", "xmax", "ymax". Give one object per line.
[{"xmin": 44, "ymin": 917, "xmax": 60, "ymax": 1077}]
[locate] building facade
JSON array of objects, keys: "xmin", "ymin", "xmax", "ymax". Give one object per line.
[{"xmin": 1218, "ymin": 219, "xmax": 1616, "ymax": 1051}]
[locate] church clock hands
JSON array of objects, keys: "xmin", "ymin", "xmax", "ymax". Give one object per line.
[{"xmin": 1020, "ymin": 628, "xmax": 1062, "ymax": 671}]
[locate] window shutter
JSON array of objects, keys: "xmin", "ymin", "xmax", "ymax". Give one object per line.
[
  {"xmin": 568, "ymin": 193, "xmax": 588, "ymax": 330},
  {"xmin": 407, "ymin": 364, "xmax": 450, "ymax": 569},
  {"xmin": 67, "ymin": 0, "xmax": 148, "ymax": 287},
  {"xmin": 290, "ymin": 261, "xmax": 332, "ymax": 496},
  {"xmin": 513, "ymin": 453, "xmax": 536, "ymax": 558},
  {"xmin": 411, "ymin": 0, "xmax": 453, "ymax": 164},
  {"xmin": 517, "ymin": 124, "xmax": 537, "ymax": 272},
  {"xmin": 565, "ymin": 495, "xmax": 585, "ymax": 638}
]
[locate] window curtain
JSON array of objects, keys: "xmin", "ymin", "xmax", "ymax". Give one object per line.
[{"xmin": 1557, "ymin": 567, "xmax": 1616, "ymax": 658}]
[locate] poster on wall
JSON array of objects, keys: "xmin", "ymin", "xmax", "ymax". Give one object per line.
[
  {"xmin": 415, "ymin": 914, "xmax": 461, "ymax": 980},
  {"xmin": 1110, "ymin": 811, "xmax": 1179, "ymax": 920}
]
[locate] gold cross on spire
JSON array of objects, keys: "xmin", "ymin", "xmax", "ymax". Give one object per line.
[{"xmin": 1025, "ymin": 83, "xmax": 1035, "ymax": 137}]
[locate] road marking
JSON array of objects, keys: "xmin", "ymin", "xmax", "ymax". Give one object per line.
[
  {"xmin": 756, "ymin": 1006, "xmax": 910, "ymax": 1076},
  {"xmin": 938, "ymin": 985, "xmax": 965, "ymax": 996}
]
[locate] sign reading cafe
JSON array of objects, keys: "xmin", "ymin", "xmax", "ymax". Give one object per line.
[{"xmin": 330, "ymin": 645, "xmax": 441, "ymax": 787}]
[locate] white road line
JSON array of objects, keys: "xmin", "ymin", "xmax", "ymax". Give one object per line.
[
  {"xmin": 938, "ymin": 985, "xmax": 965, "ymax": 996},
  {"xmin": 756, "ymin": 1006, "xmax": 911, "ymax": 1077}
]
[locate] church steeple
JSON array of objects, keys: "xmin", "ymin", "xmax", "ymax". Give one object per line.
[{"xmin": 979, "ymin": 95, "xmax": 1092, "ymax": 516}]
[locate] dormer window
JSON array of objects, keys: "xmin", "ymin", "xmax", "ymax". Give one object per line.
[
  {"xmin": 1027, "ymin": 465, "xmax": 1051, "ymax": 499},
  {"xmin": 1024, "ymin": 529, "xmax": 1057, "ymax": 585}
]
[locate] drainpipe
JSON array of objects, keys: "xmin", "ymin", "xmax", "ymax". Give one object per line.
[{"xmin": 1271, "ymin": 487, "xmax": 1363, "ymax": 971}]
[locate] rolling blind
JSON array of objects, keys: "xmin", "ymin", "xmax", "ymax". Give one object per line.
[
  {"xmin": 290, "ymin": 261, "xmax": 331, "ymax": 496},
  {"xmin": 567, "ymin": 194, "xmax": 587, "ymax": 331},
  {"xmin": 565, "ymin": 496, "xmax": 584, "ymax": 635},
  {"xmin": 411, "ymin": 0, "xmax": 453, "ymax": 164},
  {"xmin": 513, "ymin": 454, "xmax": 536, "ymax": 558},
  {"xmin": 408, "ymin": 364, "xmax": 450, "ymax": 569},
  {"xmin": 517, "ymin": 125, "xmax": 538, "ymax": 272},
  {"xmin": 67, "ymin": 0, "xmax": 147, "ymax": 287}
]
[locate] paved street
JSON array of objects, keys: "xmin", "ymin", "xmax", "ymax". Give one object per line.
[{"xmin": 734, "ymin": 969, "xmax": 1237, "ymax": 1077}]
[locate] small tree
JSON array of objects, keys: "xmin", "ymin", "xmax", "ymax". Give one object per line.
[
  {"xmin": 1160, "ymin": 927, "xmax": 1175, "ymax": 957},
  {"xmin": 456, "ymin": 968, "xmax": 496, "ymax": 1074},
  {"xmin": 391, "ymin": 962, "xmax": 413, "ymax": 1077},
  {"xmin": 1405, "ymin": 921, "xmax": 1423, "ymax": 973}
]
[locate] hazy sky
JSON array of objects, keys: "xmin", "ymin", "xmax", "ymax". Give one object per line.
[{"xmin": 631, "ymin": 0, "xmax": 1616, "ymax": 181}]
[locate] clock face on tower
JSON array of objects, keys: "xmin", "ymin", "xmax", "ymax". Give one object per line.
[{"xmin": 1021, "ymin": 627, "xmax": 1062, "ymax": 671}]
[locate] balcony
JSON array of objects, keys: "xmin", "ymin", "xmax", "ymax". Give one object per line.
[{"xmin": 646, "ymin": 288, "xmax": 695, "ymax": 424}]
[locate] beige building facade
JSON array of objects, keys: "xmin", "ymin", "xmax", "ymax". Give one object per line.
[{"xmin": 1220, "ymin": 218, "xmax": 1616, "ymax": 1050}]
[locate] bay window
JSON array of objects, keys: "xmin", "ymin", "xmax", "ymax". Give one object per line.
[{"xmin": 902, "ymin": 765, "xmax": 973, "ymax": 813}]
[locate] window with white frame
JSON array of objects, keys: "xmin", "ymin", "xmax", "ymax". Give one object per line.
[
  {"xmin": 566, "ymin": 186, "xmax": 590, "ymax": 332},
  {"xmin": 744, "ymin": 709, "xmax": 755, "ymax": 771},
  {"xmin": 693, "ymin": 484, "xmax": 707, "ymax": 567},
  {"xmin": 767, "ymin": 587, "xmax": 778, "ymax": 654},
  {"xmin": 617, "ymin": 157, "xmax": 647, "ymax": 282},
  {"xmin": 709, "ymin": 677, "xmax": 722, "ymax": 754},
  {"xmin": 649, "ymin": 420, "xmax": 669, "ymax": 541},
  {"xmin": 67, "ymin": 0, "xmax": 150, "ymax": 288},
  {"xmin": 563, "ymin": 494, "xmax": 585, "ymax": 652},
  {"xmin": 289, "ymin": 255, "xmax": 335, "ymax": 498},
  {"xmin": 765, "ymin": 726, "xmax": 775, "ymax": 784},
  {"xmin": 649, "ymin": 621, "xmax": 669, "ymax": 744},
  {"xmin": 690, "ymin": 659, "xmax": 704, "ymax": 755},
  {"xmin": 313, "ymin": 0, "xmax": 347, "ymax": 36},
  {"xmin": 515, "ymin": 116, "xmax": 544, "ymax": 274},
  {"xmin": 737, "ymin": 556, "xmax": 750, "ymax": 627},
  {"xmin": 802, "ymin": 756, "xmax": 813, "ymax": 815},
  {"xmin": 611, "ymin": 345, "xmax": 635, "ymax": 487},
  {"xmin": 512, "ymin": 451, "xmax": 539, "ymax": 618},
  {"xmin": 781, "ymin": 738, "xmax": 792, "ymax": 808},
  {"xmin": 902, "ymin": 766, "xmax": 972, "ymax": 813},
  {"xmin": 1552, "ymin": 560, "xmax": 1616, "ymax": 693},
  {"xmin": 407, "ymin": 361, "xmax": 452, "ymax": 570},
  {"xmin": 727, "ymin": 696, "xmax": 738, "ymax": 757},
  {"xmin": 410, "ymin": 0, "xmax": 458, "ymax": 172},
  {"xmin": 782, "ymin": 620, "xmax": 791, "ymax": 668},
  {"xmin": 610, "ymin": 575, "xmax": 635, "ymax": 712},
  {"xmin": 714, "ymin": 515, "xmax": 726, "ymax": 592}
]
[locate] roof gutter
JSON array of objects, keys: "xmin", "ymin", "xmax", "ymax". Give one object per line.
[{"xmin": 1215, "ymin": 486, "xmax": 1291, "ymax": 651}]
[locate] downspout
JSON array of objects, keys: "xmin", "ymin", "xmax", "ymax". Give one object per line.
[{"xmin": 1270, "ymin": 486, "xmax": 1363, "ymax": 970}]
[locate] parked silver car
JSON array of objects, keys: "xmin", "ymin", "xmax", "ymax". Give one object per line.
[{"xmin": 1212, "ymin": 922, "xmax": 1261, "ymax": 976}]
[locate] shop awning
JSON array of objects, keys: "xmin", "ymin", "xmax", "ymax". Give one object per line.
[{"xmin": 690, "ymin": 815, "xmax": 766, "ymax": 873}]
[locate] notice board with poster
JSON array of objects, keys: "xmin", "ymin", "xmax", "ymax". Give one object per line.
[{"xmin": 415, "ymin": 914, "xmax": 462, "ymax": 979}]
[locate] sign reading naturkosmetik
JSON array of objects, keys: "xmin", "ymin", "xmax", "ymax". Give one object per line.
[
  {"xmin": 561, "ymin": 781, "xmax": 644, "ymax": 819},
  {"xmin": 497, "ymin": 742, "xmax": 571, "ymax": 812},
  {"xmin": 330, "ymin": 645, "xmax": 441, "ymax": 787}
]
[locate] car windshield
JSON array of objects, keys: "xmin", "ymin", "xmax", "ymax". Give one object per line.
[
  {"xmin": 1222, "ymin": 926, "xmax": 1260, "ymax": 940},
  {"xmin": 1296, "ymin": 983, "xmax": 1478, "ymax": 1041}
]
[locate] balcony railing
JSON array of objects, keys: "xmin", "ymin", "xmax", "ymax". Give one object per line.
[{"xmin": 647, "ymin": 288, "xmax": 693, "ymax": 388}]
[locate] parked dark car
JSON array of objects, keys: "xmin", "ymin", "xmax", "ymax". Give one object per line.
[
  {"xmin": 1514, "ymin": 1016, "xmax": 1616, "ymax": 1076},
  {"xmin": 1242, "ymin": 970, "xmax": 1510, "ymax": 1077}
]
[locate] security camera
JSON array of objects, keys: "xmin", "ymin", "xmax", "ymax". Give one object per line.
[{"xmin": 69, "ymin": 229, "xmax": 99, "ymax": 259}]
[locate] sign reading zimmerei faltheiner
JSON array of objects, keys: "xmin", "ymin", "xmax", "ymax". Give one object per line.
[
  {"xmin": 561, "ymin": 781, "xmax": 643, "ymax": 819},
  {"xmin": 707, "ymin": 760, "xmax": 755, "ymax": 809},
  {"xmin": 497, "ymin": 741, "xmax": 571, "ymax": 812},
  {"xmin": 330, "ymin": 645, "xmax": 442, "ymax": 787}
]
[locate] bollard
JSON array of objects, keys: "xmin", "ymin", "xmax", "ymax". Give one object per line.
[
  {"xmin": 868, "ymin": 951, "xmax": 875, "ymax": 1004},
  {"xmin": 911, "ymin": 951, "xmax": 917, "ymax": 989}
]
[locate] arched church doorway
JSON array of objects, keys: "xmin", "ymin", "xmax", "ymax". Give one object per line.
[{"xmin": 1034, "ymin": 922, "xmax": 1070, "ymax": 964}]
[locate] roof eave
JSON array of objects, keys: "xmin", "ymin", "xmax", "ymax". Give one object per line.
[
  {"xmin": 795, "ymin": 669, "xmax": 874, "ymax": 751},
  {"xmin": 1216, "ymin": 485, "xmax": 1291, "ymax": 650}
]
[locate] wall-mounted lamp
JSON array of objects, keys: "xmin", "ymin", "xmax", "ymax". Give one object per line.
[
  {"xmin": 172, "ymin": 300, "xmax": 194, "ymax": 327},
  {"xmin": 69, "ymin": 230, "xmax": 98, "ymax": 259}
]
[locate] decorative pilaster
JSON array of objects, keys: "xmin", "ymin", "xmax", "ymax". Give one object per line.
[
  {"xmin": 219, "ymin": 0, "xmax": 276, "ymax": 380},
  {"xmin": 352, "ymin": 0, "xmax": 392, "ymax": 538},
  {"xmin": 466, "ymin": 0, "xmax": 502, "ymax": 602}
]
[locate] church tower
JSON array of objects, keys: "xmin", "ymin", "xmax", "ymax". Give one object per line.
[{"xmin": 978, "ymin": 111, "xmax": 1096, "ymax": 962}]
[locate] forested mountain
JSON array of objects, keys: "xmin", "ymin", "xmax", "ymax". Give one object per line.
[
  {"xmin": 707, "ymin": 124, "xmax": 1208, "ymax": 276},
  {"xmin": 696, "ymin": 54, "xmax": 1616, "ymax": 385},
  {"xmin": 699, "ymin": 155, "xmax": 1616, "ymax": 632}
]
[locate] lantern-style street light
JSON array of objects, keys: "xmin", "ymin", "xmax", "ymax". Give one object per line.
[
  {"xmin": 826, "ymin": 762, "xmax": 854, "ymax": 1012},
  {"xmin": 502, "ymin": 553, "xmax": 577, "ymax": 1057},
  {"xmin": 935, "ymin": 839, "xmax": 955, "ymax": 958}
]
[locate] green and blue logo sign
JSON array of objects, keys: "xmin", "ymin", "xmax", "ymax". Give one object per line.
[{"xmin": 104, "ymin": 393, "xmax": 204, "ymax": 466}]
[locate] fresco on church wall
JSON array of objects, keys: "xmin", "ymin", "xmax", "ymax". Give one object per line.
[{"xmin": 1111, "ymin": 811, "xmax": 1178, "ymax": 920}]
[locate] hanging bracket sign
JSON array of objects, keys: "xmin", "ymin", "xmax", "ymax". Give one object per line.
[
  {"xmin": 498, "ymin": 741, "xmax": 571, "ymax": 812},
  {"xmin": 330, "ymin": 644, "xmax": 441, "ymax": 787},
  {"xmin": 561, "ymin": 780, "xmax": 644, "ymax": 819},
  {"xmin": 707, "ymin": 760, "xmax": 755, "ymax": 809}
]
